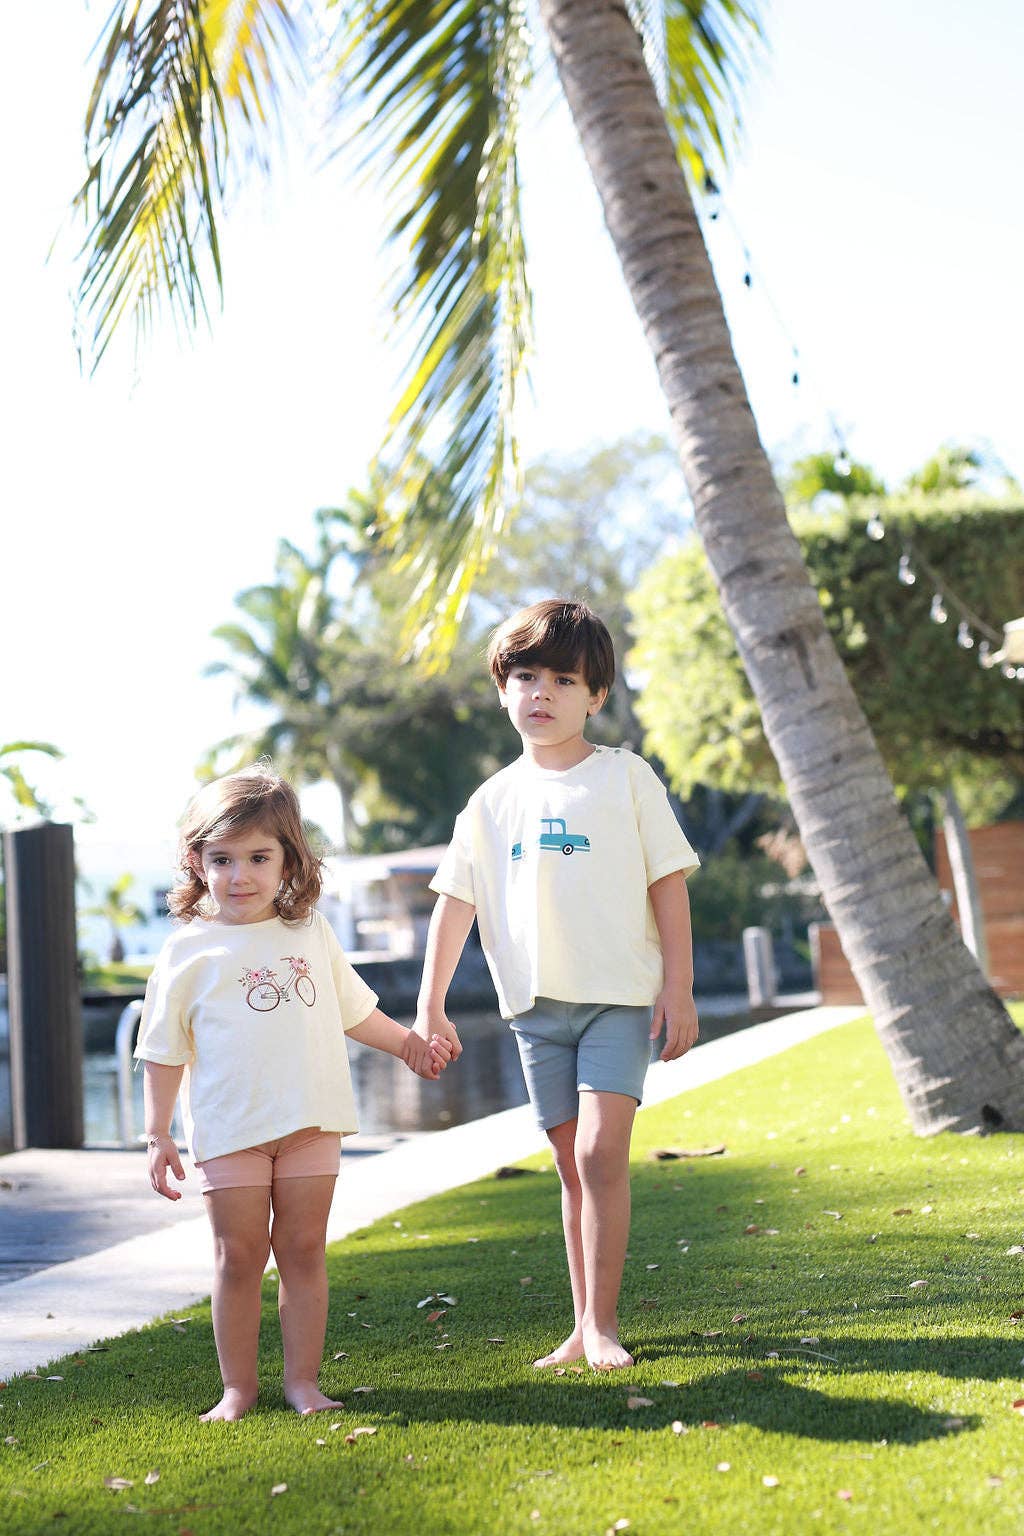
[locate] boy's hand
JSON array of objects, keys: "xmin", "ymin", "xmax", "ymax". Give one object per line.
[
  {"xmin": 413, "ymin": 1010, "xmax": 463, "ymax": 1063},
  {"xmin": 402, "ymin": 1027, "xmax": 454, "ymax": 1080},
  {"xmin": 652, "ymin": 989, "xmax": 699, "ymax": 1061},
  {"xmin": 147, "ymin": 1134, "xmax": 185, "ymax": 1200}
]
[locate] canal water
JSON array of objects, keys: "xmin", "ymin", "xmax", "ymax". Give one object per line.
[{"xmin": 3, "ymin": 999, "xmax": 766, "ymax": 1149}]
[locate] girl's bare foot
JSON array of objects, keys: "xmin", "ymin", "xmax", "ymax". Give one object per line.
[
  {"xmin": 285, "ymin": 1381, "xmax": 344, "ymax": 1415},
  {"xmin": 199, "ymin": 1386, "xmax": 258, "ymax": 1421},
  {"xmin": 533, "ymin": 1329, "xmax": 585, "ymax": 1368},
  {"xmin": 585, "ymin": 1329, "xmax": 634, "ymax": 1370}
]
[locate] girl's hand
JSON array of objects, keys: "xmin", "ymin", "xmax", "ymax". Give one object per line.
[
  {"xmin": 652, "ymin": 989, "xmax": 699, "ymax": 1061},
  {"xmin": 413, "ymin": 1010, "xmax": 463, "ymax": 1062},
  {"xmin": 402, "ymin": 1028, "xmax": 453, "ymax": 1080},
  {"xmin": 147, "ymin": 1133, "xmax": 186, "ymax": 1200}
]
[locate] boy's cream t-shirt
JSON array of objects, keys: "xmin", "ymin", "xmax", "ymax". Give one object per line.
[
  {"xmin": 431, "ymin": 746, "xmax": 699, "ymax": 1019},
  {"xmin": 134, "ymin": 910, "xmax": 377, "ymax": 1163}
]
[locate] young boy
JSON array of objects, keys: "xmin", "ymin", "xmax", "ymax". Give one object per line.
[{"xmin": 415, "ymin": 598, "xmax": 699, "ymax": 1370}]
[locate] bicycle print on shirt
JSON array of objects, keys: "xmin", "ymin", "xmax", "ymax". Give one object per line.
[{"xmin": 238, "ymin": 956, "xmax": 317, "ymax": 1011}]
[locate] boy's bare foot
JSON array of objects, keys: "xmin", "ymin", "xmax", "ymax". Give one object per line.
[
  {"xmin": 533, "ymin": 1329, "xmax": 585, "ymax": 1368},
  {"xmin": 285, "ymin": 1381, "xmax": 344, "ymax": 1415},
  {"xmin": 584, "ymin": 1330, "xmax": 634, "ymax": 1370},
  {"xmin": 199, "ymin": 1386, "xmax": 258, "ymax": 1421}
]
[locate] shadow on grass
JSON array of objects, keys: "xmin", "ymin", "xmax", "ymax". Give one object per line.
[{"xmin": 337, "ymin": 1372, "xmax": 978, "ymax": 1445}]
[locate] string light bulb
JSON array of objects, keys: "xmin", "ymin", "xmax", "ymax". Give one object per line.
[
  {"xmin": 897, "ymin": 553, "xmax": 916, "ymax": 586},
  {"xmin": 930, "ymin": 593, "xmax": 948, "ymax": 624},
  {"xmin": 956, "ymin": 620, "xmax": 974, "ymax": 649},
  {"xmin": 978, "ymin": 641, "xmax": 994, "ymax": 668},
  {"xmin": 866, "ymin": 515, "xmax": 885, "ymax": 541},
  {"xmin": 834, "ymin": 450, "xmax": 852, "ymax": 477}
]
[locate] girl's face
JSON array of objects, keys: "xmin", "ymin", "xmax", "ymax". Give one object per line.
[{"xmin": 190, "ymin": 826, "xmax": 288, "ymax": 925}]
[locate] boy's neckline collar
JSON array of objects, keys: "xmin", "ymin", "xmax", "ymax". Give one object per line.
[{"xmin": 519, "ymin": 743, "xmax": 605, "ymax": 775}]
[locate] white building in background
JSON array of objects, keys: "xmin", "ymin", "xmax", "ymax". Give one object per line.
[{"xmin": 321, "ymin": 846, "xmax": 447, "ymax": 960}]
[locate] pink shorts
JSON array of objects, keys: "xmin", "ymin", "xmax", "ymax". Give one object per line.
[{"xmin": 195, "ymin": 1126, "xmax": 341, "ymax": 1193}]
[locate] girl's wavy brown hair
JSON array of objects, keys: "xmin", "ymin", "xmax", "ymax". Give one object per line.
[{"xmin": 169, "ymin": 764, "xmax": 323, "ymax": 924}]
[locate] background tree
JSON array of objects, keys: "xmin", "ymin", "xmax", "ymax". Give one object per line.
[
  {"xmin": 629, "ymin": 496, "xmax": 1024, "ymax": 810},
  {"xmin": 83, "ymin": 873, "xmax": 146, "ymax": 963},
  {"xmin": 73, "ymin": 2, "xmax": 1024, "ymax": 1130}
]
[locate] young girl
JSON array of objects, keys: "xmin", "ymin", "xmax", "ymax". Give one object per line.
[{"xmin": 136, "ymin": 765, "xmax": 451, "ymax": 1421}]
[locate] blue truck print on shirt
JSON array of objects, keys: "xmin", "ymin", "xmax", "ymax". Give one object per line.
[{"xmin": 512, "ymin": 817, "xmax": 591, "ymax": 861}]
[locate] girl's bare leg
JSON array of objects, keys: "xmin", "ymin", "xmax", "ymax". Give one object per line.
[
  {"xmin": 534, "ymin": 1116, "xmax": 586, "ymax": 1367},
  {"xmin": 269, "ymin": 1174, "xmax": 340, "ymax": 1413},
  {"xmin": 201, "ymin": 1186, "xmax": 272, "ymax": 1420},
  {"xmin": 575, "ymin": 1090, "xmax": 637, "ymax": 1369}
]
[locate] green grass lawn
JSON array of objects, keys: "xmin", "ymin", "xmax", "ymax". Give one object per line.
[{"xmin": 3, "ymin": 1013, "xmax": 1024, "ymax": 1535}]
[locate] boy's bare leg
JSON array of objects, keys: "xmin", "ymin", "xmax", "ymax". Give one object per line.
[
  {"xmin": 575, "ymin": 1090, "xmax": 637, "ymax": 1369},
  {"xmin": 270, "ymin": 1174, "xmax": 341, "ymax": 1413},
  {"xmin": 534, "ymin": 1117, "xmax": 586, "ymax": 1367},
  {"xmin": 201, "ymin": 1186, "xmax": 272, "ymax": 1420}
]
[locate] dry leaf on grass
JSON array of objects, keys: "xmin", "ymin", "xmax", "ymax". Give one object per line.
[
  {"xmin": 103, "ymin": 1477, "xmax": 133, "ymax": 1491},
  {"xmin": 909, "ymin": 1280, "xmax": 929, "ymax": 1289},
  {"xmin": 893, "ymin": 1208, "xmax": 913, "ymax": 1216},
  {"xmin": 716, "ymin": 1461, "xmax": 731, "ymax": 1472},
  {"xmin": 626, "ymin": 1396, "xmax": 654, "ymax": 1409},
  {"xmin": 144, "ymin": 1470, "xmax": 160, "ymax": 1486},
  {"xmin": 837, "ymin": 1489, "xmax": 853, "ymax": 1501},
  {"xmin": 650, "ymin": 1144, "xmax": 726, "ymax": 1160},
  {"xmin": 345, "ymin": 1427, "xmax": 377, "ymax": 1444},
  {"xmin": 352, "ymin": 1386, "xmax": 374, "ymax": 1394},
  {"xmin": 270, "ymin": 1483, "xmax": 287, "ymax": 1496},
  {"xmin": 762, "ymin": 1475, "xmax": 780, "ymax": 1488},
  {"xmin": 671, "ymin": 1421, "xmax": 686, "ymax": 1435}
]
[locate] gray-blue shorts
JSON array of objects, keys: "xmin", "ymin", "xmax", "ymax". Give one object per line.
[{"xmin": 510, "ymin": 997, "xmax": 654, "ymax": 1131}]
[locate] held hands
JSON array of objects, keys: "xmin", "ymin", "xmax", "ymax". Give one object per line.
[
  {"xmin": 147, "ymin": 1133, "xmax": 186, "ymax": 1200},
  {"xmin": 402, "ymin": 1027, "xmax": 455, "ymax": 1080},
  {"xmin": 651, "ymin": 987, "xmax": 699, "ymax": 1061},
  {"xmin": 413, "ymin": 1009, "xmax": 463, "ymax": 1064}
]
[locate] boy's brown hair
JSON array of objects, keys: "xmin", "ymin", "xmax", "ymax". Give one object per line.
[
  {"xmin": 170, "ymin": 764, "xmax": 323, "ymax": 924},
  {"xmin": 487, "ymin": 599, "xmax": 615, "ymax": 693}
]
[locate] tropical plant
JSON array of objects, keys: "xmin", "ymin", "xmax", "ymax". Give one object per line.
[
  {"xmin": 83, "ymin": 873, "xmax": 147, "ymax": 963},
  {"xmin": 0, "ymin": 741, "xmax": 63, "ymax": 821},
  {"xmin": 72, "ymin": 0, "xmax": 1024, "ymax": 1131}
]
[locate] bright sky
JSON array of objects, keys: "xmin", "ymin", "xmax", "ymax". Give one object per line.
[{"xmin": 2, "ymin": 0, "xmax": 1022, "ymax": 885}]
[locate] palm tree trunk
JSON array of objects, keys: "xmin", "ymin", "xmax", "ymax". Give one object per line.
[
  {"xmin": 941, "ymin": 784, "xmax": 988, "ymax": 973},
  {"xmin": 538, "ymin": 0, "xmax": 1024, "ymax": 1133}
]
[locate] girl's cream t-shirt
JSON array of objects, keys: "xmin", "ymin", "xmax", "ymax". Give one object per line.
[
  {"xmin": 134, "ymin": 910, "xmax": 377, "ymax": 1163},
  {"xmin": 431, "ymin": 746, "xmax": 699, "ymax": 1019}
]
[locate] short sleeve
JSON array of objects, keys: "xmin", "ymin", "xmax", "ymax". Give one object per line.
[
  {"xmin": 429, "ymin": 806, "xmax": 476, "ymax": 905},
  {"xmin": 134, "ymin": 950, "xmax": 194, "ymax": 1066},
  {"xmin": 321, "ymin": 917, "xmax": 380, "ymax": 1032},
  {"xmin": 630, "ymin": 757, "xmax": 700, "ymax": 886}
]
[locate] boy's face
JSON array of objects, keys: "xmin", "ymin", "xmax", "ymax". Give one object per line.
[{"xmin": 498, "ymin": 661, "xmax": 607, "ymax": 758}]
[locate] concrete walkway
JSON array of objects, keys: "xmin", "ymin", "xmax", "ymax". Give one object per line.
[{"xmin": 0, "ymin": 1006, "xmax": 861, "ymax": 1380}]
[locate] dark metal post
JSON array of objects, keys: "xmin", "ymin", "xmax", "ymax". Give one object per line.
[{"xmin": 4, "ymin": 822, "xmax": 83, "ymax": 1149}]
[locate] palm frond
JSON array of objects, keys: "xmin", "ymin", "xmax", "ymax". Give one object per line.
[
  {"xmin": 334, "ymin": 0, "xmax": 533, "ymax": 664},
  {"xmin": 660, "ymin": 1, "xmax": 765, "ymax": 183},
  {"xmin": 74, "ymin": 0, "xmax": 302, "ymax": 369}
]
